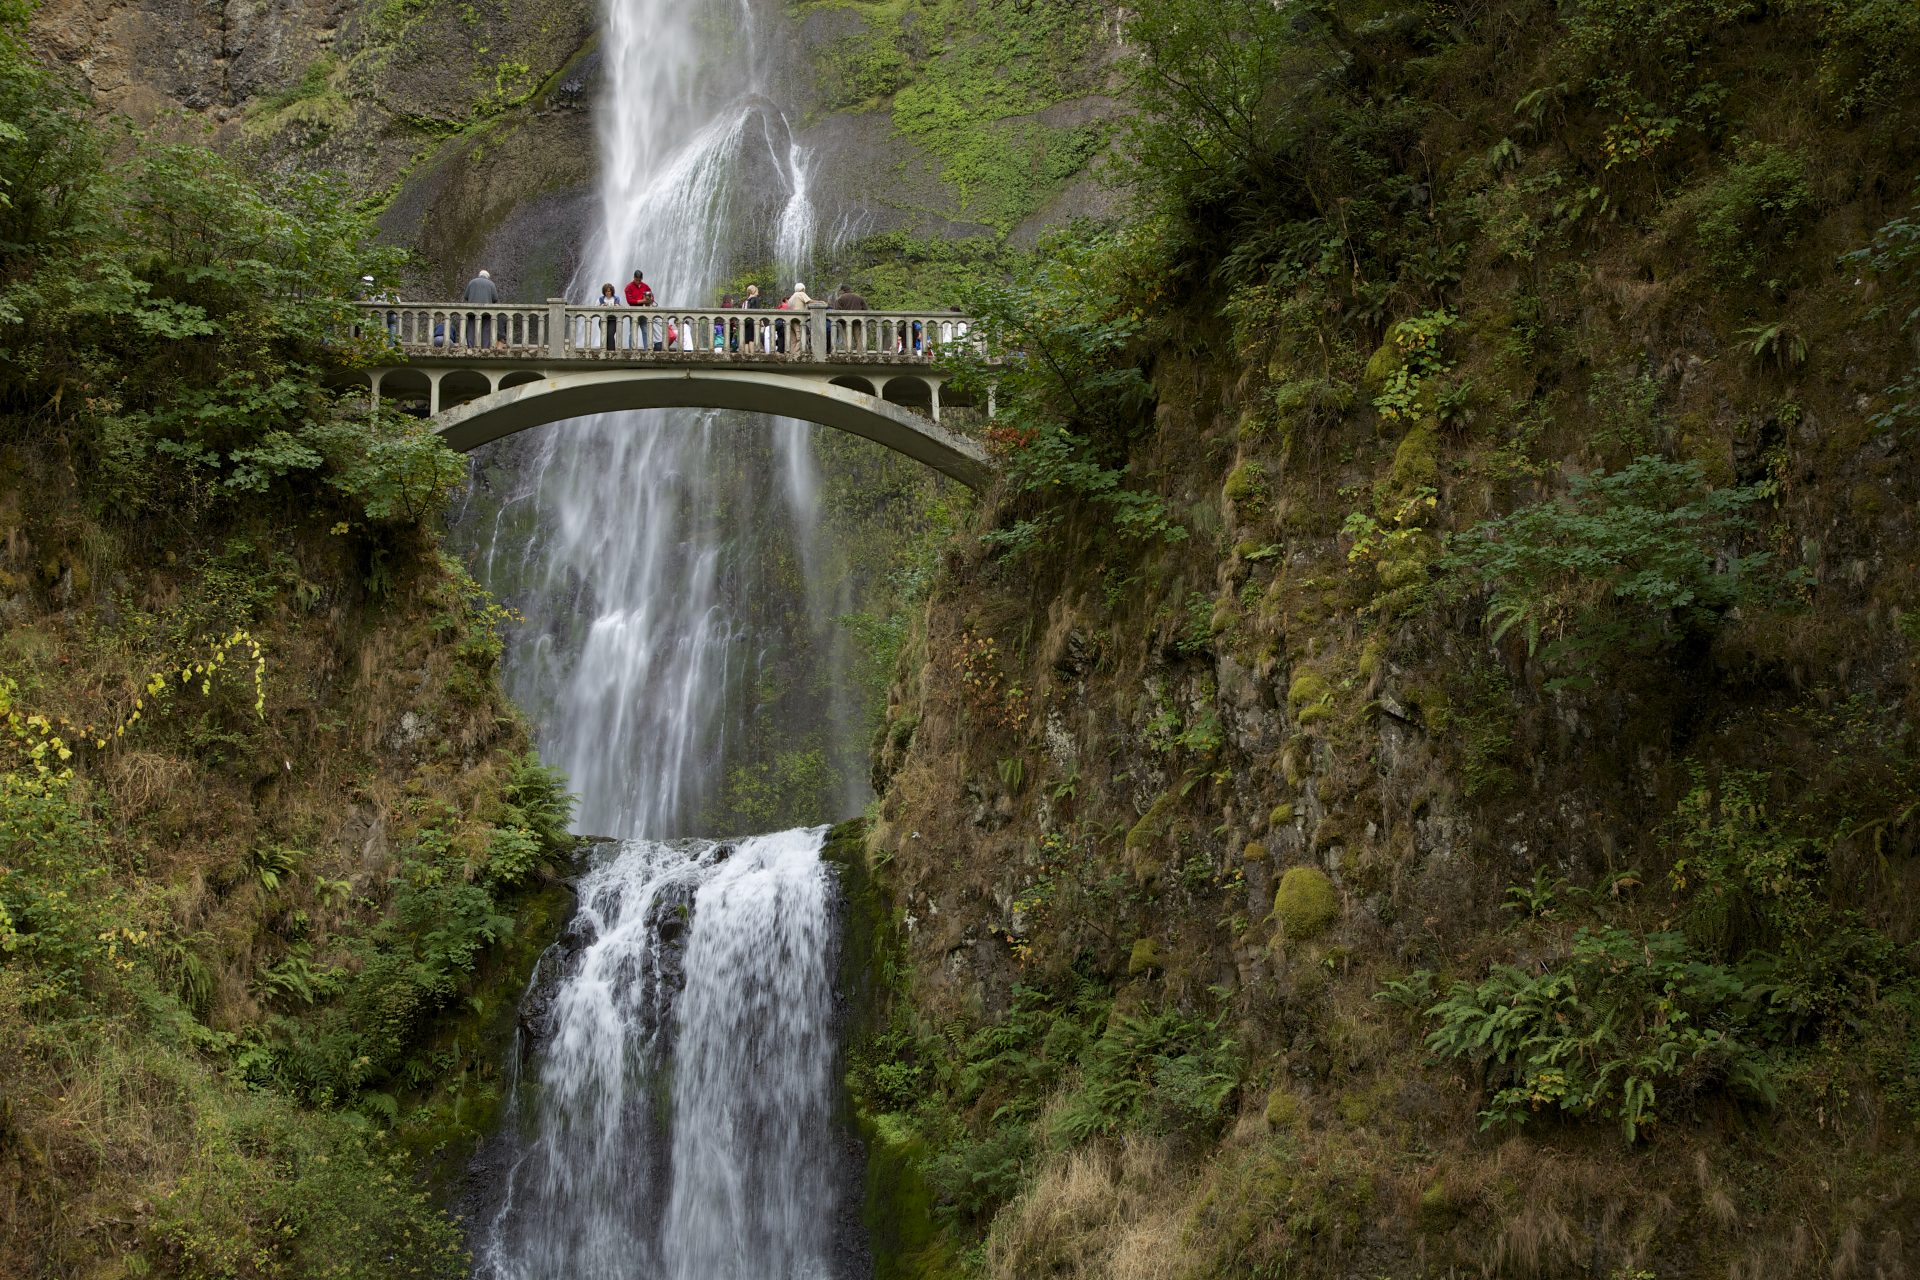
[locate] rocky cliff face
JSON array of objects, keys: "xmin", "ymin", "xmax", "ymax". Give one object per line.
[
  {"xmin": 29, "ymin": 0, "xmax": 1129, "ymax": 299},
  {"xmin": 832, "ymin": 3, "xmax": 1920, "ymax": 1276}
]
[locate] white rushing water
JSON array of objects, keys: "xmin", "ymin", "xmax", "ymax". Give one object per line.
[
  {"xmin": 464, "ymin": 0, "xmax": 858, "ymax": 1273},
  {"xmin": 461, "ymin": 0, "xmax": 835, "ymax": 839},
  {"xmin": 478, "ymin": 831, "xmax": 839, "ymax": 1279}
]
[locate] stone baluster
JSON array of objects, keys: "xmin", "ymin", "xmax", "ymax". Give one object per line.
[{"xmin": 548, "ymin": 298, "xmax": 567, "ymax": 357}]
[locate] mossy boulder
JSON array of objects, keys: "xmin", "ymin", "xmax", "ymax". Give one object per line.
[
  {"xmin": 1287, "ymin": 669, "xmax": 1334, "ymax": 726},
  {"xmin": 1362, "ymin": 330, "xmax": 1406, "ymax": 387},
  {"xmin": 1223, "ymin": 460, "xmax": 1269, "ymax": 512},
  {"xmin": 1241, "ymin": 840, "xmax": 1269, "ymax": 863},
  {"xmin": 1127, "ymin": 938, "xmax": 1164, "ymax": 975},
  {"xmin": 1386, "ymin": 421, "xmax": 1439, "ymax": 498},
  {"xmin": 1287, "ymin": 669, "xmax": 1330, "ymax": 709},
  {"xmin": 1268, "ymin": 801, "xmax": 1294, "ymax": 827},
  {"xmin": 1124, "ymin": 790, "xmax": 1179, "ymax": 885},
  {"xmin": 1264, "ymin": 1086, "xmax": 1302, "ymax": 1129},
  {"xmin": 1272, "ymin": 866, "xmax": 1339, "ymax": 941}
]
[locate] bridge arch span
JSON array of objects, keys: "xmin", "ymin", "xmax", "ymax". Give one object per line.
[{"xmin": 427, "ymin": 368, "xmax": 991, "ymax": 488}]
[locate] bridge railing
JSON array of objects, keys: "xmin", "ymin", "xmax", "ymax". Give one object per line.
[
  {"xmin": 354, "ymin": 302, "xmax": 982, "ymax": 363},
  {"xmin": 356, "ymin": 303, "xmax": 553, "ymax": 353},
  {"xmin": 561, "ymin": 306, "xmax": 818, "ymax": 358}
]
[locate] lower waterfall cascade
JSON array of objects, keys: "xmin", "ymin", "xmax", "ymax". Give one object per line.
[{"xmin": 474, "ymin": 828, "xmax": 847, "ymax": 1279}]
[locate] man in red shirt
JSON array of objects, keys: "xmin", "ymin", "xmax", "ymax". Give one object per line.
[{"xmin": 623, "ymin": 270, "xmax": 657, "ymax": 349}]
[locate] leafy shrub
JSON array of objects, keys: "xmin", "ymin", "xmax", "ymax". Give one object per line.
[
  {"xmin": 1669, "ymin": 767, "xmax": 1822, "ymax": 957},
  {"xmin": 0, "ymin": 23, "xmax": 421, "ymax": 526},
  {"xmin": 1424, "ymin": 926, "xmax": 1779, "ymax": 1141},
  {"xmin": 1443, "ymin": 456, "xmax": 1769, "ymax": 679},
  {"xmin": 1844, "ymin": 181, "xmax": 1920, "ymax": 435},
  {"xmin": 1050, "ymin": 1008, "xmax": 1239, "ymax": 1145},
  {"xmin": 963, "ymin": 227, "xmax": 1184, "ymax": 558},
  {"xmin": 1673, "ymin": 142, "xmax": 1814, "ymax": 280},
  {"xmin": 1792, "ymin": 0, "xmax": 1920, "ymax": 111}
]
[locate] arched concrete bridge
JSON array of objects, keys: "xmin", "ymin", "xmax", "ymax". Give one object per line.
[{"xmin": 355, "ymin": 300, "xmax": 993, "ymax": 488}]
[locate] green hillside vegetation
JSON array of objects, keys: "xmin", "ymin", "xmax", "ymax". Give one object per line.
[
  {"xmin": 0, "ymin": 11, "xmax": 579, "ymax": 1275},
  {"xmin": 797, "ymin": 0, "xmax": 1112, "ymax": 232},
  {"xmin": 849, "ymin": 0, "xmax": 1920, "ymax": 1275}
]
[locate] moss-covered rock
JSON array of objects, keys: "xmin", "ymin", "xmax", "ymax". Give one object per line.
[
  {"xmin": 1287, "ymin": 669, "xmax": 1334, "ymax": 726},
  {"xmin": 1223, "ymin": 460, "xmax": 1269, "ymax": 512},
  {"xmin": 820, "ymin": 819, "xmax": 966, "ymax": 1280},
  {"xmin": 1272, "ymin": 866, "xmax": 1339, "ymax": 941},
  {"xmin": 1124, "ymin": 790, "xmax": 1179, "ymax": 885},
  {"xmin": 1127, "ymin": 938, "xmax": 1164, "ymax": 975},
  {"xmin": 1264, "ymin": 1086, "xmax": 1302, "ymax": 1129},
  {"xmin": 1387, "ymin": 421, "xmax": 1439, "ymax": 498}
]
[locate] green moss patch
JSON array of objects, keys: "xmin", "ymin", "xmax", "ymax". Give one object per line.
[{"xmin": 1272, "ymin": 866, "xmax": 1339, "ymax": 942}]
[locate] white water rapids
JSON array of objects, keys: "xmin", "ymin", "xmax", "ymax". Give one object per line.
[
  {"xmin": 461, "ymin": 0, "xmax": 861, "ymax": 1274},
  {"xmin": 477, "ymin": 831, "xmax": 839, "ymax": 1279}
]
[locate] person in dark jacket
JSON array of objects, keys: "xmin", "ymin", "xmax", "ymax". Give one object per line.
[
  {"xmin": 463, "ymin": 269, "xmax": 499, "ymax": 347},
  {"xmin": 828, "ymin": 283, "xmax": 868, "ymax": 353}
]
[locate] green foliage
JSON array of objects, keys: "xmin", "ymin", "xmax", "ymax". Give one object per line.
[
  {"xmin": 888, "ymin": 0, "xmax": 1107, "ymax": 230},
  {"xmin": 1674, "ymin": 142, "xmax": 1814, "ymax": 281},
  {"xmin": 722, "ymin": 748, "xmax": 841, "ymax": 832},
  {"xmin": 1120, "ymin": 0, "xmax": 1427, "ymax": 295},
  {"xmin": 1844, "ymin": 181, "xmax": 1920, "ymax": 434},
  {"xmin": 1371, "ymin": 311, "xmax": 1458, "ymax": 425},
  {"xmin": 965, "ymin": 226, "xmax": 1184, "ymax": 558},
  {"xmin": 1669, "ymin": 767, "xmax": 1822, "ymax": 957},
  {"xmin": 1424, "ymin": 926, "xmax": 1780, "ymax": 1141},
  {"xmin": 1443, "ymin": 456, "xmax": 1768, "ymax": 678},
  {"xmin": 500, "ymin": 751, "xmax": 576, "ymax": 864},
  {"xmin": 1789, "ymin": 0, "xmax": 1920, "ymax": 111},
  {"xmin": 0, "ymin": 26, "xmax": 422, "ymax": 528},
  {"xmin": 145, "ymin": 1087, "xmax": 465, "ymax": 1279},
  {"xmin": 818, "ymin": 31, "xmax": 910, "ymax": 110},
  {"xmin": 1049, "ymin": 1007, "xmax": 1240, "ymax": 1145},
  {"xmin": 0, "ymin": 772, "xmax": 121, "ymax": 1010}
]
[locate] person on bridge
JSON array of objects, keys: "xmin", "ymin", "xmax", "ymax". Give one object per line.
[
  {"xmin": 743, "ymin": 283, "xmax": 764, "ymax": 351},
  {"xmin": 828, "ymin": 283, "xmax": 868, "ymax": 353},
  {"xmin": 463, "ymin": 268, "xmax": 499, "ymax": 348},
  {"xmin": 598, "ymin": 282, "xmax": 620, "ymax": 351},
  {"xmin": 783, "ymin": 283, "xmax": 812, "ymax": 357},
  {"xmin": 624, "ymin": 271, "xmax": 657, "ymax": 348}
]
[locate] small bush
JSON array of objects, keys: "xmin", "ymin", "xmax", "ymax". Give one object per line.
[
  {"xmin": 1443, "ymin": 456, "xmax": 1770, "ymax": 681},
  {"xmin": 1424, "ymin": 926, "xmax": 1780, "ymax": 1141},
  {"xmin": 1050, "ymin": 1008, "xmax": 1239, "ymax": 1145},
  {"xmin": 1674, "ymin": 142, "xmax": 1814, "ymax": 281}
]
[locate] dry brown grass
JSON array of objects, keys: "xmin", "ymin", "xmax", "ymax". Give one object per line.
[
  {"xmin": 103, "ymin": 748, "xmax": 196, "ymax": 819},
  {"xmin": 988, "ymin": 1137, "xmax": 1196, "ymax": 1280}
]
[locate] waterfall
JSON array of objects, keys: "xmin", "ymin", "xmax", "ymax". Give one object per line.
[
  {"xmin": 475, "ymin": 831, "xmax": 840, "ymax": 1279},
  {"xmin": 458, "ymin": 0, "xmax": 863, "ymax": 1273}
]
